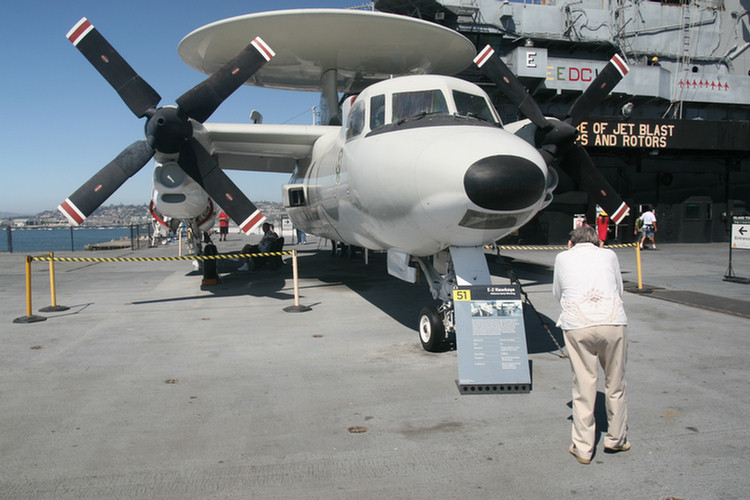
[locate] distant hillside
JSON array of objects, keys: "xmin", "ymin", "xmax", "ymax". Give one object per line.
[
  {"xmin": 0, "ymin": 211, "xmax": 31, "ymax": 219},
  {"xmin": 34, "ymin": 204, "xmax": 151, "ymax": 225},
  {"xmin": 6, "ymin": 202, "xmax": 286, "ymax": 226}
]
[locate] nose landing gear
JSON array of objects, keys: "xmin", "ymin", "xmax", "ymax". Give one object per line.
[{"xmin": 414, "ymin": 246, "xmax": 491, "ymax": 352}]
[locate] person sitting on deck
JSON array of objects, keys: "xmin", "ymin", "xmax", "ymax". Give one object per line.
[{"xmin": 238, "ymin": 223, "xmax": 278, "ymax": 271}]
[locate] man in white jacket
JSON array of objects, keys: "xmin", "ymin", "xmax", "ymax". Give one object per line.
[{"xmin": 553, "ymin": 225, "xmax": 630, "ymax": 464}]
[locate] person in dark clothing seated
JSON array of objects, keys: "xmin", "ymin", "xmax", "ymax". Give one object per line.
[{"xmin": 238, "ymin": 223, "xmax": 278, "ymax": 271}]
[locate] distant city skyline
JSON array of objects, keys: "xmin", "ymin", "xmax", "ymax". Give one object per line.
[{"xmin": 0, "ymin": 1, "xmax": 356, "ymax": 214}]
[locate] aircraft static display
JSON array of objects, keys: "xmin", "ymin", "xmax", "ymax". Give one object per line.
[{"xmin": 58, "ymin": 9, "xmax": 631, "ymax": 351}]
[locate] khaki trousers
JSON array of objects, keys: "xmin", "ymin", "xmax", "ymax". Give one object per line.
[{"xmin": 563, "ymin": 325, "xmax": 628, "ymax": 459}]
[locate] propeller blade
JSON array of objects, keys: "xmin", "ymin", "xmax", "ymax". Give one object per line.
[
  {"xmin": 475, "ymin": 45, "xmax": 631, "ymax": 222},
  {"xmin": 58, "ymin": 140, "xmax": 154, "ymax": 225},
  {"xmin": 559, "ymin": 145, "xmax": 629, "ymax": 224},
  {"xmin": 474, "ymin": 45, "xmax": 551, "ymax": 130},
  {"xmin": 67, "ymin": 18, "xmax": 161, "ymax": 118},
  {"xmin": 63, "ymin": 21, "xmax": 273, "ymax": 233},
  {"xmin": 178, "ymin": 139, "xmax": 265, "ymax": 234},
  {"xmin": 566, "ymin": 54, "xmax": 630, "ymax": 127},
  {"xmin": 176, "ymin": 37, "xmax": 275, "ymax": 123}
]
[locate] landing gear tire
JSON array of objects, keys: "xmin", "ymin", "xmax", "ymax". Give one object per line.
[{"xmin": 418, "ymin": 306, "xmax": 445, "ymax": 352}]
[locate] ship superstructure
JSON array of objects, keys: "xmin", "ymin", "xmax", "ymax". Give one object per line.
[{"xmin": 375, "ymin": 0, "xmax": 750, "ymax": 243}]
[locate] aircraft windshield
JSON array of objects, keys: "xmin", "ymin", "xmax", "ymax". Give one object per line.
[
  {"xmin": 453, "ymin": 91, "xmax": 496, "ymax": 123},
  {"xmin": 392, "ymin": 90, "xmax": 449, "ymax": 122}
]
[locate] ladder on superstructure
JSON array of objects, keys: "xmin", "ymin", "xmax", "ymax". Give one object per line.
[
  {"xmin": 612, "ymin": 0, "xmax": 636, "ymax": 57},
  {"xmin": 666, "ymin": 1, "xmax": 696, "ymax": 119}
]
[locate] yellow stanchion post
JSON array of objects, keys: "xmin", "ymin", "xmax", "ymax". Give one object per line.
[
  {"xmin": 13, "ymin": 256, "xmax": 47, "ymax": 323},
  {"xmin": 39, "ymin": 252, "xmax": 69, "ymax": 313},
  {"xmin": 283, "ymin": 250, "xmax": 311, "ymax": 312},
  {"xmin": 636, "ymin": 245, "xmax": 643, "ymax": 290}
]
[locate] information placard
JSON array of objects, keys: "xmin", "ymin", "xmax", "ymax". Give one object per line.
[
  {"xmin": 731, "ymin": 216, "xmax": 750, "ymax": 249},
  {"xmin": 454, "ymin": 285, "xmax": 531, "ymax": 394}
]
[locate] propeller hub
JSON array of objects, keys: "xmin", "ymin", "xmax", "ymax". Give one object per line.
[
  {"xmin": 464, "ymin": 155, "xmax": 546, "ymax": 211},
  {"xmin": 535, "ymin": 119, "xmax": 578, "ymax": 149},
  {"xmin": 145, "ymin": 106, "xmax": 193, "ymax": 154}
]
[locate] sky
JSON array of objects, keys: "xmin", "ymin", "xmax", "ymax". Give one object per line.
[{"xmin": 0, "ymin": 0, "xmax": 363, "ymax": 215}]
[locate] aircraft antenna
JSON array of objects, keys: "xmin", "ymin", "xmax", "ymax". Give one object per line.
[{"xmin": 281, "ymin": 107, "xmax": 318, "ymax": 125}]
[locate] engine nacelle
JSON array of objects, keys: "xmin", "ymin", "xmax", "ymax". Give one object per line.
[{"xmin": 151, "ymin": 158, "xmax": 216, "ymax": 232}]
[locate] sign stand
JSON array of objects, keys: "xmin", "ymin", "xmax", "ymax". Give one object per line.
[
  {"xmin": 453, "ymin": 285, "xmax": 532, "ymax": 394},
  {"xmin": 724, "ymin": 216, "xmax": 750, "ymax": 284}
]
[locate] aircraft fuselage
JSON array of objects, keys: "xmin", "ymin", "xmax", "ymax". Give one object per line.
[{"xmin": 286, "ymin": 75, "xmax": 555, "ymax": 256}]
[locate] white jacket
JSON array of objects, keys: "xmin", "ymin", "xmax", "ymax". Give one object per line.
[{"xmin": 553, "ymin": 243, "xmax": 627, "ymax": 330}]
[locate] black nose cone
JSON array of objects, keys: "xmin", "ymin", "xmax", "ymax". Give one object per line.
[{"xmin": 464, "ymin": 155, "xmax": 545, "ymax": 211}]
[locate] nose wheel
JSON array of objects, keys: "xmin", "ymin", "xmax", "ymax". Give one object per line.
[
  {"xmin": 418, "ymin": 306, "xmax": 445, "ymax": 352},
  {"xmin": 418, "ymin": 303, "xmax": 455, "ymax": 352}
]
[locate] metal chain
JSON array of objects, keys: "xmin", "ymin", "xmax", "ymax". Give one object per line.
[{"xmin": 494, "ymin": 248, "xmax": 568, "ymax": 359}]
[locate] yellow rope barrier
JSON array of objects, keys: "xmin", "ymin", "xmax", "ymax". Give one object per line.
[
  {"xmin": 15, "ymin": 250, "xmax": 307, "ymax": 323},
  {"xmin": 491, "ymin": 242, "xmax": 638, "ymax": 251},
  {"xmin": 30, "ymin": 251, "xmax": 294, "ymax": 263},
  {"xmin": 18, "ymin": 243, "xmax": 642, "ymax": 323}
]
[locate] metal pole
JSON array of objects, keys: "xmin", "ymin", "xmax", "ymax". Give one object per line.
[
  {"xmin": 13, "ymin": 256, "xmax": 46, "ymax": 323},
  {"xmin": 70, "ymin": 226, "xmax": 75, "ymax": 252},
  {"xmin": 636, "ymin": 245, "xmax": 643, "ymax": 289},
  {"xmin": 283, "ymin": 250, "xmax": 311, "ymax": 312},
  {"xmin": 25, "ymin": 256, "xmax": 32, "ymax": 317},
  {"xmin": 48, "ymin": 253, "xmax": 57, "ymax": 307},
  {"xmin": 725, "ymin": 217, "xmax": 734, "ymax": 278},
  {"xmin": 39, "ymin": 253, "xmax": 70, "ymax": 313},
  {"xmin": 6, "ymin": 226, "xmax": 12, "ymax": 253},
  {"xmin": 292, "ymin": 250, "xmax": 300, "ymax": 307}
]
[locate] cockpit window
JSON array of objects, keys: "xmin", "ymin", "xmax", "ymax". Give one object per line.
[
  {"xmin": 392, "ymin": 90, "xmax": 448, "ymax": 123},
  {"xmin": 346, "ymin": 101, "xmax": 365, "ymax": 140},
  {"xmin": 453, "ymin": 91, "xmax": 496, "ymax": 123},
  {"xmin": 370, "ymin": 94, "xmax": 385, "ymax": 130}
]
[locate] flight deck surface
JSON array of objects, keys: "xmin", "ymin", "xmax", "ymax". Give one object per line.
[{"xmin": 1, "ymin": 239, "xmax": 748, "ymax": 499}]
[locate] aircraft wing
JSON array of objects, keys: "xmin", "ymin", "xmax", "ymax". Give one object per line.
[{"xmin": 200, "ymin": 123, "xmax": 339, "ymax": 174}]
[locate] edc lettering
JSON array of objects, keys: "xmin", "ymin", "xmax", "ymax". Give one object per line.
[
  {"xmin": 576, "ymin": 121, "xmax": 676, "ymax": 148},
  {"xmin": 547, "ymin": 65, "xmax": 598, "ymax": 82}
]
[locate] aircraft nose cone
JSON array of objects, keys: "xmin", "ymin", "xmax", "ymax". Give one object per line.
[{"xmin": 464, "ymin": 155, "xmax": 546, "ymax": 211}]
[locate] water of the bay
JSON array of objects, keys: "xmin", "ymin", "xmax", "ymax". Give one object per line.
[{"xmin": 1, "ymin": 226, "xmax": 151, "ymax": 253}]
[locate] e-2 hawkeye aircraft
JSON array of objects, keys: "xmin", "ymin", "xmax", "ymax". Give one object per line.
[{"xmin": 58, "ymin": 9, "xmax": 630, "ymax": 351}]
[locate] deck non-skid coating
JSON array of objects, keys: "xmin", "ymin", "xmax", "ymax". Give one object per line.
[{"xmin": 1, "ymin": 240, "xmax": 748, "ymax": 499}]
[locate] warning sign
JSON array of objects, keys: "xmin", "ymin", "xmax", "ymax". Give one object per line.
[{"xmin": 576, "ymin": 117, "xmax": 750, "ymax": 152}]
